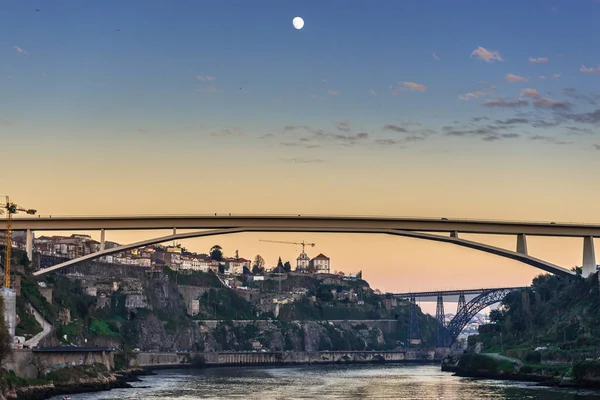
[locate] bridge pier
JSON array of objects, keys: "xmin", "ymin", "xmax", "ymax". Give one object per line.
[
  {"xmin": 26, "ymin": 229, "xmax": 33, "ymax": 262},
  {"xmin": 516, "ymin": 234, "xmax": 528, "ymax": 255},
  {"xmin": 408, "ymin": 295, "xmax": 421, "ymax": 345},
  {"xmin": 435, "ymin": 294, "xmax": 446, "ymax": 347},
  {"xmin": 457, "ymin": 292, "xmax": 466, "ymax": 315},
  {"xmin": 99, "ymin": 229, "xmax": 105, "ymax": 252},
  {"xmin": 583, "ymin": 236, "xmax": 597, "ymax": 277}
]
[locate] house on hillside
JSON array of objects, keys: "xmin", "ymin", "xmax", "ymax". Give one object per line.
[
  {"xmin": 225, "ymin": 257, "xmax": 251, "ymax": 275},
  {"xmin": 309, "ymin": 253, "xmax": 330, "ymax": 274}
]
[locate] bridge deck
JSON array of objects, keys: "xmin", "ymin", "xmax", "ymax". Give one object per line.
[
  {"xmin": 5, "ymin": 215, "xmax": 600, "ymax": 237},
  {"xmin": 393, "ymin": 287, "xmax": 528, "ymax": 298}
]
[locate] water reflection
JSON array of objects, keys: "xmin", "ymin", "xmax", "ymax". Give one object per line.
[{"xmin": 50, "ymin": 364, "xmax": 600, "ymax": 400}]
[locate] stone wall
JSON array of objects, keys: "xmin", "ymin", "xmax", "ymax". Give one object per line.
[
  {"xmin": 7, "ymin": 349, "xmax": 114, "ymax": 379},
  {"xmin": 133, "ymin": 350, "xmax": 438, "ymax": 368}
]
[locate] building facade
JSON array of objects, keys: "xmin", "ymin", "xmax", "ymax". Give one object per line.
[{"xmin": 309, "ymin": 253, "xmax": 331, "ymax": 274}]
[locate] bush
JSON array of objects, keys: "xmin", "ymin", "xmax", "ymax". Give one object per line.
[{"xmin": 524, "ymin": 350, "xmax": 542, "ymax": 364}]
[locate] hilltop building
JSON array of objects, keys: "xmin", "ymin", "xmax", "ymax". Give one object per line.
[
  {"xmin": 296, "ymin": 252, "xmax": 310, "ymax": 271},
  {"xmin": 310, "ymin": 253, "xmax": 331, "ymax": 274}
]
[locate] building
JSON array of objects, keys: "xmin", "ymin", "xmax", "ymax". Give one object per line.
[
  {"xmin": 296, "ymin": 252, "xmax": 310, "ymax": 272},
  {"xmin": 180, "ymin": 255, "xmax": 212, "ymax": 272},
  {"xmin": 225, "ymin": 257, "xmax": 251, "ymax": 275},
  {"xmin": 309, "ymin": 253, "xmax": 330, "ymax": 274}
]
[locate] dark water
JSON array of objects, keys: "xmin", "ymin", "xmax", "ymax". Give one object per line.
[{"xmin": 51, "ymin": 364, "xmax": 600, "ymax": 399}]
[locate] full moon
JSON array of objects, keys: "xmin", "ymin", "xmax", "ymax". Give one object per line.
[{"xmin": 292, "ymin": 17, "xmax": 304, "ymax": 30}]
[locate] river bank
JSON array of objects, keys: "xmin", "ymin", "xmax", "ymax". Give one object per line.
[
  {"xmin": 442, "ymin": 353, "xmax": 600, "ymax": 390},
  {"xmin": 0, "ymin": 368, "xmax": 146, "ymax": 400}
]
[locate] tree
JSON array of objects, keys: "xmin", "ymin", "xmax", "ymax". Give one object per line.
[
  {"xmin": 210, "ymin": 245, "xmax": 223, "ymax": 261},
  {"xmin": 274, "ymin": 257, "xmax": 284, "ymax": 273},
  {"xmin": 252, "ymin": 255, "xmax": 265, "ymax": 275},
  {"xmin": 0, "ymin": 294, "xmax": 13, "ymax": 367},
  {"xmin": 31, "ymin": 356, "xmax": 48, "ymax": 378},
  {"xmin": 283, "ymin": 261, "xmax": 292, "ymax": 273}
]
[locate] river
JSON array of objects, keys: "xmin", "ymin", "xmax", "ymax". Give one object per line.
[{"xmin": 50, "ymin": 364, "xmax": 600, "ymax": 399}]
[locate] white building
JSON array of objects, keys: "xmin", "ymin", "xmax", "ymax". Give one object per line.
[
  {"xmin": 310, "ymin": 253, "xmax": 331, "ymax": 274},
  {"xmin": 296, "ymin": 252, "xmax": 310, "ymax": 272}
]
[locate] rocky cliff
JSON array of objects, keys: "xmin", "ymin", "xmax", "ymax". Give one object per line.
[{"xmin": 32, "ymin": 263, "xmax": 435, "ymax": 352}]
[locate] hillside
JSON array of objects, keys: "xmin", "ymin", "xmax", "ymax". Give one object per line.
[
  {"xmin": 4, "ymin": 249, "xmax": 439, "ymax": 352},
  {"xmin": 449, "ymin": 271, "xmax": 600, "ymax": 387},
  {"xmin": 478, "ymin": 271, "xmax": 600, "ymax": 359}
]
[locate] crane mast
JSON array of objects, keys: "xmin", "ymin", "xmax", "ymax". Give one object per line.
[{"xmin": 1, "ymin": 196, "xmax": 37, "ymax": 288}]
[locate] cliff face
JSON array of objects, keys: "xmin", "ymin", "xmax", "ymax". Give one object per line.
[
  {"xmin": 131, "ymin": 317, "xmax": 400, "ymax": 353},
  {"xmin": 42, "ymin": 264, "xmax": 418, "ymax": 352}
]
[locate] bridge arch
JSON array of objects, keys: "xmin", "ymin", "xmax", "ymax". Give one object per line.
[
  {"xmin": 444, "ymin": 288, "xmax": 519, "ymax": 346},
  {"xmin": 33, "ymin": 227, "xmax": 575, "ymax": 277}
]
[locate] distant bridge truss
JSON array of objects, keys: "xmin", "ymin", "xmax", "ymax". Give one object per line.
[{"xmin": 395, "ymin": 287, "xmax": 526, "ymax": 347}]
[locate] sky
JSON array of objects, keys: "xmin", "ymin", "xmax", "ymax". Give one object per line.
[{"xmin": 2, "ymin": 0, "xmax": 600, "ymax": 313}]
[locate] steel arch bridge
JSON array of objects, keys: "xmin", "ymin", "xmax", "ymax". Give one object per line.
[
  {"xmin": 395, "ymin": 287, "xmax": 524, "ymax": 347},
  {"xmin": 442, "ymin": 288, "xmax": 519, "ymax": 346}
]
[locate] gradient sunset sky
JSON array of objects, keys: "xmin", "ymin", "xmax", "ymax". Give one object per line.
[{"xmin": 2, "ymin": 1, "xmax": 600, "ymax": 311}]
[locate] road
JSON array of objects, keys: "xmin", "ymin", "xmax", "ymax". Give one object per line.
[{"xmin": 25, "ymin": 306, "xmax": 53, "ymax": 347}]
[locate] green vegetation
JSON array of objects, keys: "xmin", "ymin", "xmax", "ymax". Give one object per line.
[
  {"xmin": 0, "ymin": 369, "xmax": 46, "ymax": 390},
  {"xmin": 15, "ymin": 296, "xmax": 42, "ymax": 337},
  {"xmin": 163, "ymin": 267, "xmax": 222, "ymax": 287},
  {"xmin": 454, "ymin": 272, "xmax": 600, "ymax": 386},
  {"xmin": 479, "ymin": 272, "xmax": 600, "ymax": 360},
  {"xmin": 457, "ymin": 353, "xmax": 517, "ymax": 374},
  {"xmin": 44, "ymin": 363, "xmax": 110, "ymax": 383},
  {"xmin": 198, "ymin": 288, "xmax": 258, "ymax": 320}
]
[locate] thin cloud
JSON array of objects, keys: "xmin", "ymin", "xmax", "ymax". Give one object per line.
[
  {"xmin": 495, "ymin": 118, "xmax": 529, "ymax": 125},
  {"xmin": 483, "ymin": 98, "xmax": 529, "ymax": 108},
  {"xmin": 530, "ymin": 135, "xmax": 572, "ymax": 145},
  {"xmin": 553, "ymin": 73, "xmax": 561, "ymax": 79},
  {"xmin": 529, "ymin": 57, "xmax": 548, "ymax": 64},
  {"xmin": 207, "ymin": 86, "xmax": 222, "ymax": 93},
  {"xmin": 211, "ymin": 128, "xmax": 245, "ymax": 137},
  {"xmin": 375, "ymin": 139, "xmax": 404, "ymax": 146},
  {"xmin": 459, "ymin": 89, "xmax": 486, "ymax": 101},
  {"xmin": 593, "ymin": 144, "xmax": 600, "ymax": 150},
  {"xmin": 369, "ymin": 89, "xmax": 377, "ymax": 96},
  {"xmin": 327, "ymin": 89, "xmax": 340, "ymax": 96},
  {"xmin": 520, "ymin": 88, "xmax": 572, "ymax": 110},
  {"xmin": 403, "ymin": 82, "xmax": 427, "ymax": 92},
  {"xmin": 471, "ymin": 46, "xmax": 503, "ymax": 62},
  {"xmin": 565, "ymin": 126, "xmax": 592, "ymax": 135},
  {"xmin": 382, "ymin": 124, "xmax": 408, "ymax": 133},
  {"xmin": 558, "ymin": 108, "xmax": 600, "ymax": 124},
  {"xmin": 136, "ymin": 128, "xmax": 149, "ymax": 134},
  {"xmin": 580, "ymin": 65, "xmax": 600, "ymax": 75},
  {"xmin": 196, "ymin": 75, "xmax": 216, "ymax": 81},
  {"xmin": 506, "ymin": 74, "xmax": 529, "ymax": 83},
  {"xmin": 560, "ymin": 88, "xmax": 600, "ymax": 106},
  {"xmin": 289, "ymin": 158, "xmax": 326, "ymax": 164},
  {"xmin": 14, "ymin": 46, "xmax": 27, "ymax": 55},
  {"xmin": 432, "ymin": 53, "xmax": 440, "ymax": 61},
  {"xmin": 336, "ymin": 120, "xmax": 351, "ymax": 132},
  {"xmin": 283, "ymin": 125, "xmax": 310, "ymax": 132}
]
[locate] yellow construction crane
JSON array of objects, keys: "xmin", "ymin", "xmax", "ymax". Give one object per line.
[
  {"xmin": 1, "ymin": 196, "xmax": 36, "ymax": 289},
  {"xmin": 259, "ymin": 239, "xmax": 316, "ymax": 253}
]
